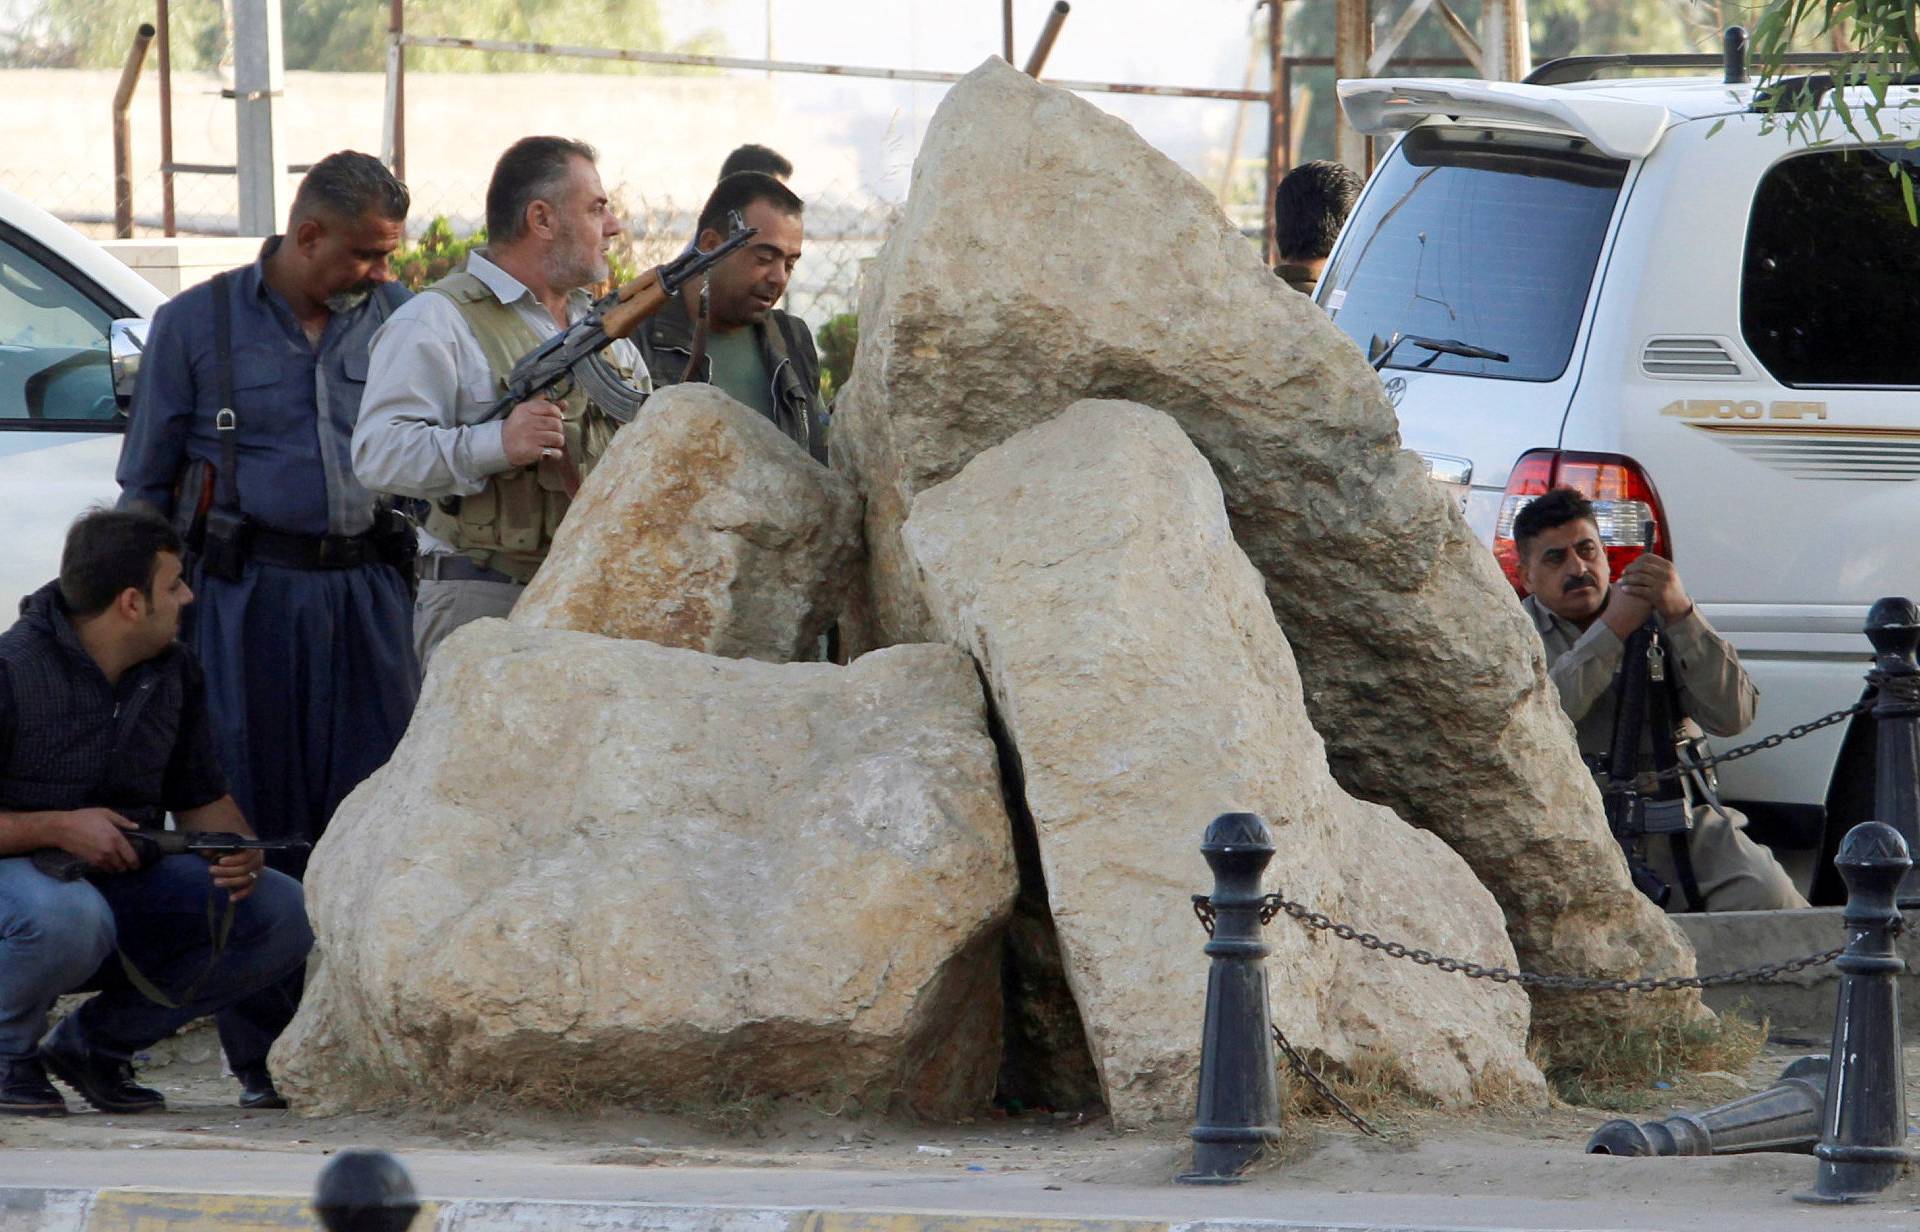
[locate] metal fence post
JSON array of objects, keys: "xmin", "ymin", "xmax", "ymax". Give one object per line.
[
  {"xmin": 1865, "ymin": 598, "xmax": 1920, "ymax": 906},
  {"xmin": 1177, "ymin": 811, "xmax": 1282, "ymax": 1185},
  {"xmin": 1797, "ymin": 821, "xmax": 1915, "ymax": 1205},
  {"xmin": 313, "ymin": 1149, "xmax": 422, "ymax": 1232},
  {"xmin": 1587, "ymin": 1055, "xmax": 1829, "ymax": 1156}
]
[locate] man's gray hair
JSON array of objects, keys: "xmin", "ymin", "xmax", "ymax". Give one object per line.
[
  {"xmin": 486, "ymin": 136, "xmax": 598, "ymax": 246},
  {"xmin": 290, "ymin": 150, "xmax": 409, "ymax": 224}
]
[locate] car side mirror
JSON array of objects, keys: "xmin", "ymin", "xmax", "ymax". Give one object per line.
[{"xmin": 109, "ymin": 318, "xmax": 149, "ymax": 409}]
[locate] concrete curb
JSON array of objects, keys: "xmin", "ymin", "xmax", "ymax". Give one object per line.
[{"xmin": 0, "ymin": 1186, "xmax": 1562, "ymax": 1232}]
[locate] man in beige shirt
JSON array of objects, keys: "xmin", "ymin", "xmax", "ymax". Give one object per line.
[{"xmin": 1514, "ymin": 487, "xmax": 1805, "ymax": 912}]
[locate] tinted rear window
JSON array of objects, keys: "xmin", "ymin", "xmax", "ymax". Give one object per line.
[
  {"xmin": 1321, "ymin": 127, "xmax": 1629, "ymax": 382},
  {"xmin": 1742, "ymin": 146, "xmax": 1920, "ymax": 388}
]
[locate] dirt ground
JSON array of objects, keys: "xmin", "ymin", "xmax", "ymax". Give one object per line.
[{"xmin": 4, "ymin": 1020, "xmax": 1918, "ymax": 1210}]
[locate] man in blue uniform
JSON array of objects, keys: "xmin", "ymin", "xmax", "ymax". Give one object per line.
[
  {"xmin": 0, "ymin": 510, "xmax": 311, "ymax": 1115},
  {"xmin": 116, "ymin": 152, "xmax": 417, "ymax": 1101}
]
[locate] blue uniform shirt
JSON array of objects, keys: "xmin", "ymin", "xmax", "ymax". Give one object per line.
[{"xmin": 117, "ymin": 240, "xmax": 410, "ymax": 538}]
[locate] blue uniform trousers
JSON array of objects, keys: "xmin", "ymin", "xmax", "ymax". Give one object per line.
[
  {"xmin": 187, "ymin": 557, "xmax": 417, "ymax": 876},
  {"xmin": 0, "ymin": 855, "xmax": 311, "ymax": 1069},
  {"xmin": 186, "ymin": 556, "xmax": 415, "ymax": 1068}
]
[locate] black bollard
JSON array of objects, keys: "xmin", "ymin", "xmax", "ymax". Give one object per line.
[
  {"xmin": 313, "ymin": 1149, "xmax": 422, "ymax": 1232},
  {"xmin": 1587, "ymin": 1055, "xmax": 1829, "ymax": 1156},
  {"xmin": 1797, "ymin": 821, "xmax": 1915, "ymax": 1205},
  {"xmin": 1177, "ymin": 811, "xmax": 1282, "ymax": 1186},
  {"xmin": 1865, "ymin": 598, "xmax": 1920, "ymax": 907}
]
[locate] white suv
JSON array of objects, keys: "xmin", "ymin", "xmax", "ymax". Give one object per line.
[
  {"xmin": 1328, "ymin": 52, "xmax": 1920, "ymax": 900},
  {"xmin": 0, "ymin": 186, "xmax": 163, "ymax": 620}
]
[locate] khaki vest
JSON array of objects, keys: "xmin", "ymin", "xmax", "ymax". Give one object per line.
[{"xmin": 422, "ymin": 270, "xmax": 620, "ymax": 583}]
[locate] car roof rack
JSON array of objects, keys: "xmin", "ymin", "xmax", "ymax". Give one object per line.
[
  {"xmin": 1525, "ymin": 28, "xmax": 1886, "ymax": 87},
  {"xmin": 1751, "ymin": 70, "xmax": 1920, "ymax": 111}
]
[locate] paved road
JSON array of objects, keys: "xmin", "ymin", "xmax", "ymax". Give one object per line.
[{"xmin": 5, "ymin": 1145, "xmax": 1920, "ymax": 1232}]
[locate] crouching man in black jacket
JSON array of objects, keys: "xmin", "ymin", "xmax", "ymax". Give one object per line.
[{"xmin": 0, "ymin": 509, "xmax": 313, "ymax": 1116}]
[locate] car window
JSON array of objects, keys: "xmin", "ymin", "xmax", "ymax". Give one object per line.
[
  {"xmin": 1742, "ymin": 146, "xmax": 1920, "ymax": 389},
  {"xmin": 1320, "ymin": 126, "xmax": 1629, "ymax": 383},
  {"xmin": 0, "ymin": 233, "xmax": 119, "ymax": 423}
]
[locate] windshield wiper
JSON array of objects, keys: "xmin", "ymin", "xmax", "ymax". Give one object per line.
[{"xmin": 1370, "ymin": 332, "xmax": 1511, "ymax": 372}]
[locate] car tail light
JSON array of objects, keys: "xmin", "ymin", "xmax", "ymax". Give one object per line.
[{"xmin": 1491, "ymin": 449, "xmax": 1671, "ymax": 596}]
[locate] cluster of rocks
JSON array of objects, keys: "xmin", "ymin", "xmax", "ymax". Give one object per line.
[{"xmin": 273, "ymin": 59, "xmax": 1698, "ymax": 1124}]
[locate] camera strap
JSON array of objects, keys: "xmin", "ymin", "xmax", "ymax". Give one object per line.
[{"xmin": 209, "ymin": 271, "xmax": 240, "ymax": 515}]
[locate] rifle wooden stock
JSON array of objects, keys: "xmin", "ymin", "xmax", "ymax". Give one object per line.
[{"xmin": 603, "ymin": 268, "xmax": 671, "ymax": 339}]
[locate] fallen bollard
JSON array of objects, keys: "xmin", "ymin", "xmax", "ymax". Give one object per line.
[
  {"xmin": 313, "ymin": 1149, "xmax": 422, "ymax": 1232},
  {"xmin": 1797, "ymin": 821, "xmax": 1915, "ymax": 1205},
  {"xmin": 1587, "ymin": 1055, "xmax": 1829, "ymax": 1156},
  {"xmin": 1865, "ymin": 598, "xmax": 1920, "ymax": 907},
  {"xmin": 1177, "ymin": 811, "xmax": 1282, "ymax": 1185}
]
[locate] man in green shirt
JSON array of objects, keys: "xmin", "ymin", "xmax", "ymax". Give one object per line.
[{"xmin": 633, "ymin": 172, "xmax": 827, "ymax": 462}]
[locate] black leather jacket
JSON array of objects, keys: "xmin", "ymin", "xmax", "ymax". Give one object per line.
[{"xmin": 0, "ymin": 583, "xmax": 228, "ymax": 824}]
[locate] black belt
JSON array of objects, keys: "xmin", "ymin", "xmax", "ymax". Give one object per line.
[
  {"xmin": 416, "ymin": 554, "xmax": 520, "ymax": 585},
  {"xmin": 247, "ymin": 526, "xmax": 380, "ymax": 570}
]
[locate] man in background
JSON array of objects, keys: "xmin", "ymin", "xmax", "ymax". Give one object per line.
[
  {"xmin": 719, "ymin": 143, "xmax": 792, "ymax": 182},
  {"xmin": 1272, "ymin": 160, "xmax": 1363, "ymax": 297},
  {"xmin": 632, "ymin": 172, "xmax": 825, "ymax": 463}
]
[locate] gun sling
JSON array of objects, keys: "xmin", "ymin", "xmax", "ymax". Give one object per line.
[{"xmin": 1645, "ymin": 644, "xmax": 1706, "ymax": 910}]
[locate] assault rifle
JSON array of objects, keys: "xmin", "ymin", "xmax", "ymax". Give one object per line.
[
  {"xmin": 1598, "ymin": 523, "xmax": 1691, "ymax": 906},
  {"xmin": 31, "ymin": 830, "xmax": 310, "ymax": 882},
  {"xmin": 483, "ymin": 211, "xmax": 759, "ymax": 429}
]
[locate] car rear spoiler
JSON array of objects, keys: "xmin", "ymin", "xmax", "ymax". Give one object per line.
[{"xmin": 1337, "ymin": 78, "xmax": 1673, "ymax": 160}]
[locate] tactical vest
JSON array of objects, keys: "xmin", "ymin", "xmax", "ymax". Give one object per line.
[{"xmin": 422, "ymin": 270, "xmax": 621, "ymax": 584}]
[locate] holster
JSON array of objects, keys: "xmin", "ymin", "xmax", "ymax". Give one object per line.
[
  {"xmin": 198, "ymin": 506, "xmax": 251, "ymax": 582},
  {"xmin": 371, "ymin": 504, "xmax": 420, "ymax": 596},
  {"xmin": 171, "ymin": 457, "xmax": 217, "ymax": 550}
]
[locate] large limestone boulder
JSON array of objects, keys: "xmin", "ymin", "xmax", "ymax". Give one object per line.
[
  {"xmin": 512, "ymin": 383, "xmax": 862, "ymax": 661},
  {"xmin": 273, "ymin": 624, "xmax": 1016, "ymax": 1117},
  {"xmin": 901, "ymin": 401, "xmax": 1545, "ymax": 1126},
  {"xmin": 834, "ymin": 57, "xmax": 1696, "ymax": 1002}
]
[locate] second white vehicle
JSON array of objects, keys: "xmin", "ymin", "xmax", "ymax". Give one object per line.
[{"xmin": 0, "ymin": 185, "xmax": 163, "ymax": 618}]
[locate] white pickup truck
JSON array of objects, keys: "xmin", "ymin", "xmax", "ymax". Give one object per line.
[
  {"xmin": 0, "ymin": 185, "xmax": 164, "ymax": 619},
  {"xmin": 1327, "ymin": 50, "xmax": 1920, "ymax": 900}
]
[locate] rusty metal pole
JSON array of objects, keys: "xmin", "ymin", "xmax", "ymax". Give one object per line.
[
  {"xmin": 112, "ymin": 23, "xmax": 155, "ymax": 238},
  {"xmin": 1262, "ymin": 0, "xmax": 1288, "ymax": 266},
  {"xmin": 1002, "ymin": 0, "xmax": 1014, "ymax": 62},
  {"xmin": 1023, "ymin": 1, "xmax": 1069, "ymax": 78},
  {"xmin": 156, "ymin": 0, "xmax": 175, "ymax": 236},
  {"xmin": 389, "ymin": 0, "xmax": 405, "ymax": 181},
  {"xmin": 1333, "ymin": 0, "xmax": 1371, "ymax": 172}
]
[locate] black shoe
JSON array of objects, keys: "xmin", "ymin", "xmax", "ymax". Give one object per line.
[
  {"xmin": 0, "ymin": 1059, "xmax": 68, "ymax": 1117},
  {"xmin": 38, "ymin": 1022, "xmax": 164, "ymax": 1114},
  {"xmin": 235, "ymin": 1065, "xmax": 288, "ymax": 1110}
]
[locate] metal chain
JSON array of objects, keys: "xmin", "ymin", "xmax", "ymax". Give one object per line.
[
  {"xmin": 1271, "ymin": 1022, "xmax": 1388, "ymax": 1140},
  {"xmin": 1190, "ymin": 894, "xmax": 1844, "ymax": 989},
  {"xmin": 1257, "ymin": 893, "xmax": 1848, "ymax": 992},
  {"xmin": 1191, "ymin": 688, "xmax": 1911, "ymax": 1136},
  {"xmin": 1645, "ymin": 697, "xmax": 1871, "ymax": 783}
]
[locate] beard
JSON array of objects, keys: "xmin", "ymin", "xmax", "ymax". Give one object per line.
[
  {"xmin": 324, "ymin": 283, "xmax": 374, "ymax": 313},
  {"xmin": 544, "ymin": 230, "xmax": 608, "ymax": 294}
]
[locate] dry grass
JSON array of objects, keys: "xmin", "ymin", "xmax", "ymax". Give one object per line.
[
  {"xmin": 1276, "ymin": 1048, "xmax": 1439, "ymax": 1140},
  {"xmin": 1530, "ymin": 998, "xmax": 1767, "ymax": 1111}
]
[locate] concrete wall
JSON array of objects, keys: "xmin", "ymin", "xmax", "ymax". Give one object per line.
[{"xmin": 7, "ymin": 67, "xmax": 891, "ymax": 234}]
